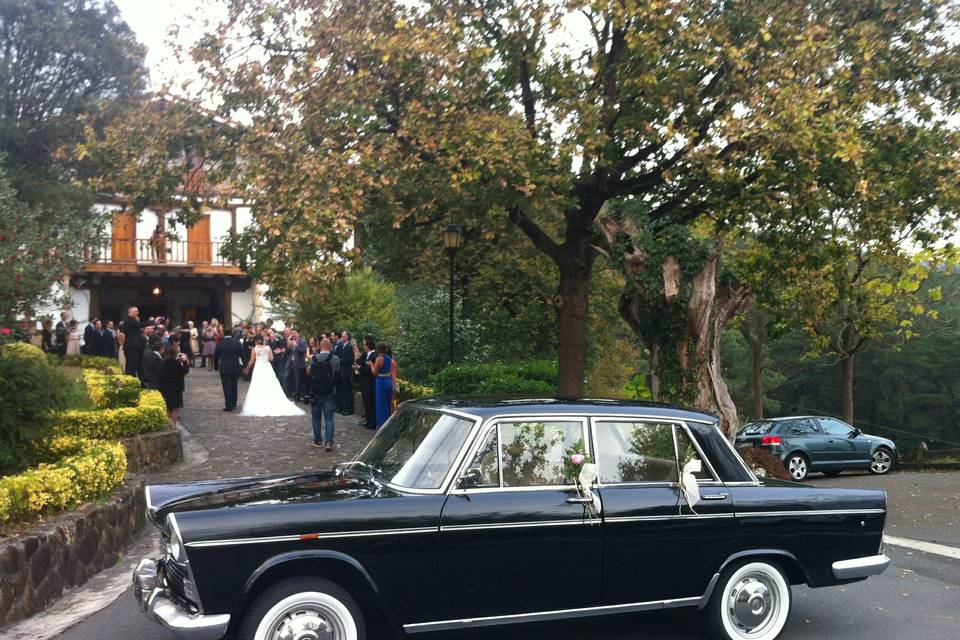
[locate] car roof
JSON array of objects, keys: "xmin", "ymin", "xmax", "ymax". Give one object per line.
[{"xmin": 406, "ymin": 396, "xmax": 718, "ymax": 423}]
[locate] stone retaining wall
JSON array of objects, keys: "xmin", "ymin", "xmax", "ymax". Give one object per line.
[
  {"xmin": 0, "ymin": 480, "xmax": 145, "ymax": 627},
  {"xmin": 123, "ymin": 429, "xmax": 183, "ymax": 473}
]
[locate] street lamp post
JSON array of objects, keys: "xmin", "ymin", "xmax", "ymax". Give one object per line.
[{"xmin": 441, "ymin": 224, "xmax": 464, "ymax": 364}]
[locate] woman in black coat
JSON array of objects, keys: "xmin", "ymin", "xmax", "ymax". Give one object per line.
[{"xmin": 159, "ymin": 345, "xmax": 190, "ymax": 422}]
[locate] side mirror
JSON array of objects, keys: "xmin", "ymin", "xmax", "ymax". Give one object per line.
[
  {"xmin": 458, "ymin": 467, "xmax": 483, "ymax": 488},
  {"xmin": 850, "ymin": 428, "xmax": 862, "ymax": 438}
]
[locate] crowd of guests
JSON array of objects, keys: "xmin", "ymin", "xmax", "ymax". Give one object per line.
[{"xmin": 20, "ymin": 308, "xmax": 400, "ymax": 448}]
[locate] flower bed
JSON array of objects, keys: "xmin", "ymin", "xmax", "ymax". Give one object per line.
[{"xmin": 0, "ymin": 437, "xmax": 126, "ymax": 524}]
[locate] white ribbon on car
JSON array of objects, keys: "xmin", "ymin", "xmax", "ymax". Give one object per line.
[
  {"xmin": 680, "ymin": 458, "xmax": 702, "ymax": 512},
  {"xmin": 577, "ymin": 463, "xmax": 602, "ymax": 516}
]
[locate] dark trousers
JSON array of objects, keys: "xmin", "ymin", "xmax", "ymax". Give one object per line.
[
  {"xmin": 311, "ymin": 393, "xmax": 335, "ymax": 444},
  {"xmin": 360, "ymin": 376, "xmax": 376, "ymax": 426},
  {"xmin": 337, "ymin": 376, "xmax": 354, "ymax": 414},
  {"xmin": 284, "ymin": 367, "xmax": 302, "ymax": 398},
  {"xmin": 124, "ymin": 348, "xmax": 144, "ymax": 379},
  {"xmin": 221, "ymin": 374, "xmax": 239, "ymax": 410}
]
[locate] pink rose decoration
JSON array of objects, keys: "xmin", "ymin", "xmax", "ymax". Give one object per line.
[
  {"xmin": 0, "ymin": 328, "xmax": 10, "ymax": 335},
  {"xmin": 570, "ymin": 454, "xmax": 585, "ymax": 465}
]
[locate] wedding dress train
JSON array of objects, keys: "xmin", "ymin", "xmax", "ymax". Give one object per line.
[{"xmin": 241, "ymin": 345, "xmax": 304, "ymax": 417}]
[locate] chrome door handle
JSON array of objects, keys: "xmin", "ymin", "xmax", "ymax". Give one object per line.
[
  {"xmin": 700, "ymin": 494, "xmax": 729, "ymax": 501},
  {"xmin": 566, "ymin": 497, "xmax": 594, "ymax": 505}
]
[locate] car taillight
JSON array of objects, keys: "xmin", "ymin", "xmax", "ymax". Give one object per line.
[{"xmin": 761, "ymin": 435, "xmax": 782, "ymax": 445}]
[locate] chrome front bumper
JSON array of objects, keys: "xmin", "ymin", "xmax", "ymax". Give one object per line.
[
  {"xmin": 133, "ymin": 558, "xmax": 230, "ymax": 640},
  {"xmin": 832, "ymin": 554, "xmax": 891, "ymax": 580}
]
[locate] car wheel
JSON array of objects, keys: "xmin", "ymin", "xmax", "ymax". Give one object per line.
[
  {"xmin": 786, "ymin": 453, "xmax": 809, "ymax": 481},
  {"xmin": 237, "ymin": 576, "xmax": 366, "ymax": 640},
  {"xmin": 705, "ymin": 560, "xmax": 792, "ymax": 640},
  {"xmin": 870, "ymin": 447, "xmax": 894, "ymax": 475}
]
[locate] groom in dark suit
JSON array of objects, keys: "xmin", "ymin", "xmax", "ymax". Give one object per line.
[{"xmin": 214, "ymin": 330, "xmax": 245, "ymax": 411}]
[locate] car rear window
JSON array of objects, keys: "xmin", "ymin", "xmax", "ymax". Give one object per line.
[{"xmin": 738, "ymin": 421, "xmax": 773, "ymax": 436}]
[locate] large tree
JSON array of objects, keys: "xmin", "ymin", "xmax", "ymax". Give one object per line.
[
  {"xmin": 0, "ymin": 0, "xmax": 146, "ymax": 314},
  {"xmin": 87, "ymin": 0, "xmax": 960, "ymax": 411}
]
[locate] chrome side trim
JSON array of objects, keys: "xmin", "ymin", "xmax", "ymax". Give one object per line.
[
  {"xmin": 440, "ymin": 520, "xmax": 590, "ymax": 532},
  {"xmin": 737, "ymin": 509, "xmax": 885, "ymax": 518},
  {"xmin": 606, "ymin": 513, "xmax": 735, "ymax": 524},
  {"xmin": 832, "ymin": 554, "xmax": 890, "ymax": 580},
  {"xmin": 403, "ymin": 595, "xmax": 702, "ymax": 633},
  {"xmin": 185, "ymin": 526, "xmax": 437, "ymax": 549}
]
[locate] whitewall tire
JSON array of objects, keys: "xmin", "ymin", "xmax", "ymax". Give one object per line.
[
  {"xmin": 237, "ymin": 576, "xmax": 365, "ymax": 640},
  {"xmin": 706, "ymin": 560, "xmax": 791, "ymax": 640}
]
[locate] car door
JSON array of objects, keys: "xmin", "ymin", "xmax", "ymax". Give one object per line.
[
  {"xmin": 817, "ymin": 417, "xmax": 869, "ymax": 466},
  {"xmin": 434, "ymin": 416, "xmax": 602, "ymax": 624},
  {"xmin": 593, "ymin": 419, "xmax": 734, "ymax": 604},
  {"xmin": 782, "ymin": 418, "xmax": 829, "ymax": 466}
]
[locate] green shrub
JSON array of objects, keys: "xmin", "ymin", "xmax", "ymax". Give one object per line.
[
  {"xmin": 83, "ymin": 370, "xmax": 141, "ymax": 409},
  {"xmin": 739, "ymin": 447, "xmax": 791, "ymax": 481},
  {"xmin": 54, "ymin": 390, "xmax": 168, "ymax": 439},
  {"xmin": 474, "ymin": 374, "xmax": 554, "ymax": 395},
  {"xmin": 396, "ymin": 379, "xmax": 434, "ymax": 402},
  {"xmin": 0, "ymin": 343, "xmax": 73, "ymax": 475},
  {"xmin": 0, "ymin": 438, "xmax": 126, "ymax": 524},
  {"xmin": 432, "ymin": 360, "xmax": 558, "ymax": 395},
  {"xmin": 61, "ymin": 354, "xmax": 121, "ymax": 373}
]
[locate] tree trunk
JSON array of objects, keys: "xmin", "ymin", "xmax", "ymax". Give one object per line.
[
  {"xmin": 841, "ymin": 351, "xmax": 855, "ymax": 424},
  {"xmin": 751, "ymin": 341, "xmax": 764, "ymax": 420},
  {"xmin": 555, "ymin": 267, "xmax": 591, "ymax": 397},
  {"xmin": 619, "ymin": 254, "xmax": 754, "ymax": 438}
]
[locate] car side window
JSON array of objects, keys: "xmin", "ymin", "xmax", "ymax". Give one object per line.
[
  {"xmin": 594, "ymin": 422, "xmax": 679, "ymax": 484},
  {"xmin": 675, "ymin": 427, "xmax": 714, "ymax": 481},
  {"xmin": 819, "ymin": 418, "xmax": 854, "ymax": 437},
  {"xmin": 465, "ymin": 427, "xmax": 500, "ymax": 487},
  {"xmin": 785, "ymin": 418, "xmax": 819, "ymax": 435},
  {"xmin": 499, "ymin": 421, "xmax": 586, "ymax": 487}
]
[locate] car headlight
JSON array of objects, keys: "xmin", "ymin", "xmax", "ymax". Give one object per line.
[{"xmin": 166, "ymin": 514, "xmax": 184, "ymax": 562}]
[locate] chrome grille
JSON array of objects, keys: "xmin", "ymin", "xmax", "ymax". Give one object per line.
[{"xmin": 161, "ymin": 559, "xmax": 197, "ymax": 612}]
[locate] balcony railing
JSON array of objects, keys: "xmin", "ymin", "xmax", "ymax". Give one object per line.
[{"xmin": 84, "ymin": 238, "xmax": 236, "ymax": 266}]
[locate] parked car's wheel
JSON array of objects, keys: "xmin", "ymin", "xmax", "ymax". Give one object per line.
[
  {"xmin": 870, "ymin": 447, "xmax": 894, "ymax": 475},
  {"xmin": 705, "ymin": 560, "xmax": 792, "ymax": 640},
  {"xmin": 786, "ymin": 453, "xmax": 809, "ymax": 481},
  {"xmin": 237, "ymin": 576, "xmax": 365, "ymax": 640}
]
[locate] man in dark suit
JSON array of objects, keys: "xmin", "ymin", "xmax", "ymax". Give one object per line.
[
  {"xmin": 336, "ymin": 331, "xmax": 355, "ymax": 415},
  {"xmin": 100, "ymin": 320, "xmax": 117, "ymax": 358},
  {"xmin": 82, "ymin": 319, "xmax": 100, "ymax": 355},
  {"xmin": 121, "ymin": 307, "xmax": 146, "ymax": 379},
  {"xmin": 331, "ymin": 330, "xmax": 343, "ymax": 410},
  {"xmin": 214, "ymin": 330, "xmax": 245, "ymax": 411},
  {"xmin": 141, "ymin": 337, "xmax": 164, "ymax": 390},
  {"xmin": 358, "ymin": 335, "xmax": 377, "ymax": 428},
  {"xmin": 284, "ymin": 329, "xmax": 307, "ymax": 400}
]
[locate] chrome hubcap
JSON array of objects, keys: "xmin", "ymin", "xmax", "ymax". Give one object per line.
[
  {"xmin": 788, "ymin": 457, "xmax": 806, "ymax": 480},
  {"xmin": 872, "ymin": 451, "xmax": 891, "ymax": 473},
  {"xmin": 272, "ymin": 609, "xmax": 334, "ymax": 640},
  {"xmin": 728, "ymin": 574, "xmax": 779, "ymax": 636}
]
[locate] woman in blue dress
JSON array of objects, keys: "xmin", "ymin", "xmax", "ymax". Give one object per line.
[{"xmin": 371, "ymin": 342, "xmax": 395, "ymax": 429}]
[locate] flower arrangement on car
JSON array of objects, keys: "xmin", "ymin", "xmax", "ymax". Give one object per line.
[{"xmin": 563, "ymin": 441, "xmax": 600, "ymax": 522}]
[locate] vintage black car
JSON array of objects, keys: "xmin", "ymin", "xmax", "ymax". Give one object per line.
[{"xmin": 133, "ymin": 399, "xmax": 890, "ymax": 640}]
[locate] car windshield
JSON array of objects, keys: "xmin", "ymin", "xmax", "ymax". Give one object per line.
[
  {"xmin": 351, "ymin": 406, "xmax": 475, "ymax": 490},
  {"xmin": 738, "ymin": 421, "xmax": 773, "ymax": 436}
]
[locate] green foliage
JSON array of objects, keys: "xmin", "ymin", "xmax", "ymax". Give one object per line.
[
  {"xmin": 60, "ymin": 354, "xmax": 122, "ymax": 374},
  {"xmin": 82, "ymin": 370, "xmax": 140, "ymax": 409},
  {"xmin": 393, "ymin": 287, "xmax": 489, "ymax": 383},
  {"xmin": 0, "ymin": 343, "xmax": 72, "ymax": 475},
  {"xmin": 0, "ymin": 437, "xmax": 126, "ymax": 525},
  {"xmin": 396, "ymin": 379, "xmax": 434, "ymax": 402},
  {"xmin": 433, "ymin": 361, "xmax": 557, "ymax": 395},
  {"xmin": 284, "ymin": 268, "xmax": 400, "ymax": 340},
  {"xmin": 53, "ymin": 390, "xmax": 168, "ymax": 440},
  {"xmin": 622, "ymin": 373, "xmax": 653, "ymax": 402}
]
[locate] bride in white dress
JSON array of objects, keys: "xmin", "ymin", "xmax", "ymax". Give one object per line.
[{"xmin": 241, "ymin": 338, "xmax": 304, "ymax": 417}]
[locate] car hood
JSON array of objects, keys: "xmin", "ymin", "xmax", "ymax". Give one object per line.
[{"xmin": 146, "ymin": 470, "xmax": 382, "ymax": 525}]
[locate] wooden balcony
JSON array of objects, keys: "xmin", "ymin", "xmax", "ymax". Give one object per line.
[{"xmin": 82, "ymin": 238, "xmax": 245, "ymax": 275}]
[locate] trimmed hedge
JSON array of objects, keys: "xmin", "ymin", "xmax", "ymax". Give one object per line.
[
  {"xmin": 83, "ymin": 370, "xmax": 141, "ymax": 409},
  {"xmin": 0, "ymin": 438, "xmax": 126, "ymax": 524},
  {"xmin": 432, "ymin": 360, "xmax": 558, "ymax": 395},
  {"xmin": 54, "ymin": 390, "xmax": 168, "ymax": 439},
  {"xmin": 396, "ymin": 379, "xmax": 434, "ymax": 402},
  {"xmin": 59, "ymin": 354, "xmax": 122, "ymax": 374}
]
